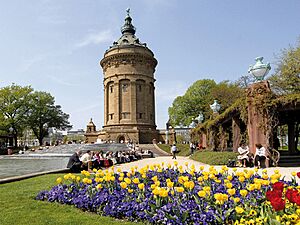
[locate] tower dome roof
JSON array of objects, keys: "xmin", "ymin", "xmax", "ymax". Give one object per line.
[{"xmin": 109, "ymin": 8, "xmax": 148, "ymax": 49}]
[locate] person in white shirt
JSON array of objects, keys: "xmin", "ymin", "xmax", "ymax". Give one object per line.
[
  {"xmin": 254, "ymin": 143, "xmax": 267, "ymax": 168},
  {"xmin": 80, "ymin": 150, "xmax": 92, "ymax": 171},
  {"xmin": 171, "ymin": 144, "xmax": 177, "ymax": 159},
  {"xmin": 237, "ymin": 143, "xmax": 250, "ymax": 167}
]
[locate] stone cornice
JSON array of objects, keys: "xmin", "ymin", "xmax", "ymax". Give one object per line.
[
  {"xmin": 100, "ymin": 53, "xmax": 157, "ymax": 72},
  {"xmin": 103, "ymin": 73, "xmax": 156, "ymax": 84}
]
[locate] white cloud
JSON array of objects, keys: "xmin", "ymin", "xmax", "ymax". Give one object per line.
[
  {"xmin": 75, "ymin": 30, "xmax": 114, "ymax": 48},
  {"xmin": 47, "ymin": 75, "xmax": 79, "ymax": 87},
  {"xmin": 156, "ymin": 81, "xmax": 188, "ymax": 101},
  {"xmin": 19, "ymin": 55, "xmax": 46, "ymax": 73},
  {"xmin": 72, "ymin": 103, "xmax": 101, "ymax": 113}
]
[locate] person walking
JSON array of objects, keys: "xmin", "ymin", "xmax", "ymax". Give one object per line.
[
  {"xmin": 190, "ymin": 142, "xmax": 195, "ymax": 155},
  {"xmin": 171, "ymin": 144, "xmax": 177, "ymax": 159}
]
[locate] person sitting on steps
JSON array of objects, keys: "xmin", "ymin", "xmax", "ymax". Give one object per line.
[
  {"xmin": 237, "ymin": 143, "xmax": 250, "ymax": 168},
  {"xmin": 254, "ymin": 143, "xmax": 267, "ymax": 168}
]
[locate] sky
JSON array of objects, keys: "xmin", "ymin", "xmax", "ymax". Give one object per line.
[{"xmin": 0, "ymin": 0, "xmax": 299, "ymax": 130}]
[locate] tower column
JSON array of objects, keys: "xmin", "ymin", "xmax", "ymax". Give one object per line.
[
  {"xmin": 114, "ymin": 81, "xmax": 120, "ymax": 123},
  {"xmin": 130, "ymin": 80, "xmax": 137, "ymax": 123}
]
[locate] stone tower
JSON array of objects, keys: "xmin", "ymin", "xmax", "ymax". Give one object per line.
[{"xmin": 99, "ymin": 9, "xmax": 158, "ymax": 144}]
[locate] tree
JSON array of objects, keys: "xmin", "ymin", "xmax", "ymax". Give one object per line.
[
  {"xmin": 211, "ymin": 81, "xmax": 244, "ymax": 110},
  {"xmin": 0, "ymin": 84, "xmax": 33, "ymax": 147},
  {"xmin": 235, "ymin": 74, "xmax": 255, "ymax": 89},
  {"xmin": 168, "ymin": 79, "xmax": 244, "ymax": 127},
  {"xmin": 26, "ymin": 91, "xmax": 72, "ymax": 146},
  {"xmin": 268, "ymin": 41, "xmax": 300, "ymax": 94},
  {"xmin": 168, "ymin": 79, "xmax": 217, "ymax": 126}
]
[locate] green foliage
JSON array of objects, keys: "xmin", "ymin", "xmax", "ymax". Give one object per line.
[
  {"xmin": 191, "ymin": 150, "xmax": 238, "ymax": 165},
  {"xmin": 0, "ymin": 174, "xmax": 143, "ymax": 225},
  {"xmin": 0, "ymin": 84, "xmax": 72, "ymax": 146},
  {"xmin": 268, "ymin": 40, "xmax": 300, "ymax": 94},
  {"xmin": 27, "ymin": 91, "xmax": 71, "ymax": 145},
  {"xmin": 157, "ymin": 144, "xmax": 190, "ymax": 156},
  {"xmin": 0, "ymin": 84, "xmax": 33, "ymax": 146},
  {"xmin": 211, "ymin": 81, "xmax": 244, "ymax": 112},
  {"xmin": 168, "ymin": 79, "xmax": 243, "ymax": 127}
]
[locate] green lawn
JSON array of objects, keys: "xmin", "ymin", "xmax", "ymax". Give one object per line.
[
  {"xmin": 0, "ymin": 174, "xmax": 144, "ymax": 225},
  {"xmin": 157, "ymin": 144, "xmax": 190, "ymax": 156},
  {"xmin": 191, "ymin": 150, "xmax": 238, "ymax": 165}
]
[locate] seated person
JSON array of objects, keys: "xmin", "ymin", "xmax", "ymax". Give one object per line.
[
  {"xmin": 80, "ymin": 150, "xmax": 93, "ymax": 172},
  {"xmin": 92, "ymin": 152, "xmax": 103, "ymax": 169},
  {"xmin": 67, "ymin": 150, "xmax": 82, "ymax": 173},
  {"xmin": 237, "ymin": 143, "xmax": 250, "ymax": 167},
  {"xmin": 254, "ymin": 143, "xmax": 267, "ymax": 168}
]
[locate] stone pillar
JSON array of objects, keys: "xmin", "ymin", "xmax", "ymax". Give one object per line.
[
  {"xmin": 130, "ymin": 80, "xmax": 137, "ymax": 123},
  {"xmin": 288, "ymin": 120, "xmax": 296, "ymax": 154},
  {"xmin": 246, "ymin": 81, "xmax": 271, "ymax": 153},
  {"xmin": 104, "ymin": 84, "xmax": 107, "ymax": 125},
  {"xmin": 114, "ymin": 81, "xmax": 120, "ymax": 123},
  {"xmin": 232, "ymin": 117, "xmax": 241, "ymax": 152}
]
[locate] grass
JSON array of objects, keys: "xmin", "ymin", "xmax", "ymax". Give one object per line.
[
  {"xmin": 191, "ymin": 150, "xmax": 239, "ymax": 165},
  {"xmin": 157, "ymin": 144, "xmax": 190, "ymax": 156},
  {"xmin": 157, "ymin": 144, "xmax": 239, "ymax": 165},
  {"xmin": 0, "ymin": 174, "xmax": 144, "ymax": 225}
]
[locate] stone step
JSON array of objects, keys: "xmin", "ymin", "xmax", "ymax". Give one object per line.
[{"xmin": 278, "ymin": 155, "xmax": 300, "ymax": 167}]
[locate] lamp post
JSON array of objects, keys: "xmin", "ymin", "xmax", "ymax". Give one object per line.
[
  {"xmin": 7, "ymin": 127, "xmax": 13, "ymax": 155},
  {"xmin": 248, "ymin": 56, "xmax": 271, "ymax": 82}
]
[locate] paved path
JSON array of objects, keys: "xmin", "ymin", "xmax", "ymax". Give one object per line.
[
  {"xmin": 112, "ymin": 156, "xmax": 300, "ymax": 181},
  {"xmin": 138, "ymin": 144, "xmax": 170, "ymax": 156}
]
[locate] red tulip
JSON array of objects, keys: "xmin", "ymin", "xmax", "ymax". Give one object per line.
[
  {"xmin": 297, "ymin": 172, "xmax": 300, "ymax": 179},
  {"xmin": 266, "ymin": 189, "xmax": 282, "ymax": 201},
  {"xmin": 270, "ymin": 197, "xmax": 285, "ymax": 211},
  {"xmin": 286, "ymin": 189, "xmax": 299, "ymax": 204},
  {"xmin": 272, "ymin": 182, "xmax": 284, "ymax": 192}
]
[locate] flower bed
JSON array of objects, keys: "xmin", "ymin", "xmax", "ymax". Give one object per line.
[{"xmin": 36, "ymin": 162, "xmax": 300, "ymax": 224}]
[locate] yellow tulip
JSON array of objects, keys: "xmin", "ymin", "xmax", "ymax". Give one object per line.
[
  {"xmin": 226, "ymin": 182, "xmax": 233, "ymax": 189},
  {"xmin": 240, "ymin": 189, "xmax": 248, "ymax": 197},
  {"xmin": 56, "ymin": 177, "xmax": 62, "ymax": 184},
  {"xmin": 197, "ymin": 190, "xmax": 206, "ymax": 198},
  {"xmin": 227, "ymin": 188, "xmax": 236, "ymax": 196},
  {"xmin": 167, "ymin": 182, "xmax": 174, "ymax": 188},
  {"xmin": 133, "ymin": 178, "xmax": 139, "ymax": 184},
  {"xmin": 96, "ymin": 184, "xmax": 102, "ymax": 189},
  {"xmin": 175, "ymin": 187, "xmax": 184, "ymax": 193},
  {"xmin": 138, "ymin": 183, "xmax": 145, "ymax": 190},
  {"xmin": 233, "ymin": 197, "xmax": 240, "ymax": 203},
  {"xmin": 120, "ymin": 182, "xmax": 127, "ymax": 189},
  {"xmin": 235, "ymin": 206, "xmax": 244, "ymax": 214},
  {"xmin": 124, "ymin": 178, "xmax": 131, "ymax": 184}
]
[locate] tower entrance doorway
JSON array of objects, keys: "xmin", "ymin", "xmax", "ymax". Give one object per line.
[{"xmin": 118, "ymin": 136, "xmax": 125, "ymax": 143}]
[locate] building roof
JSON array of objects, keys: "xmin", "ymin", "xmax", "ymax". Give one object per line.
[{"xmin": 108, "ymin": 9, "xmax": 149, "ymax": 50}]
